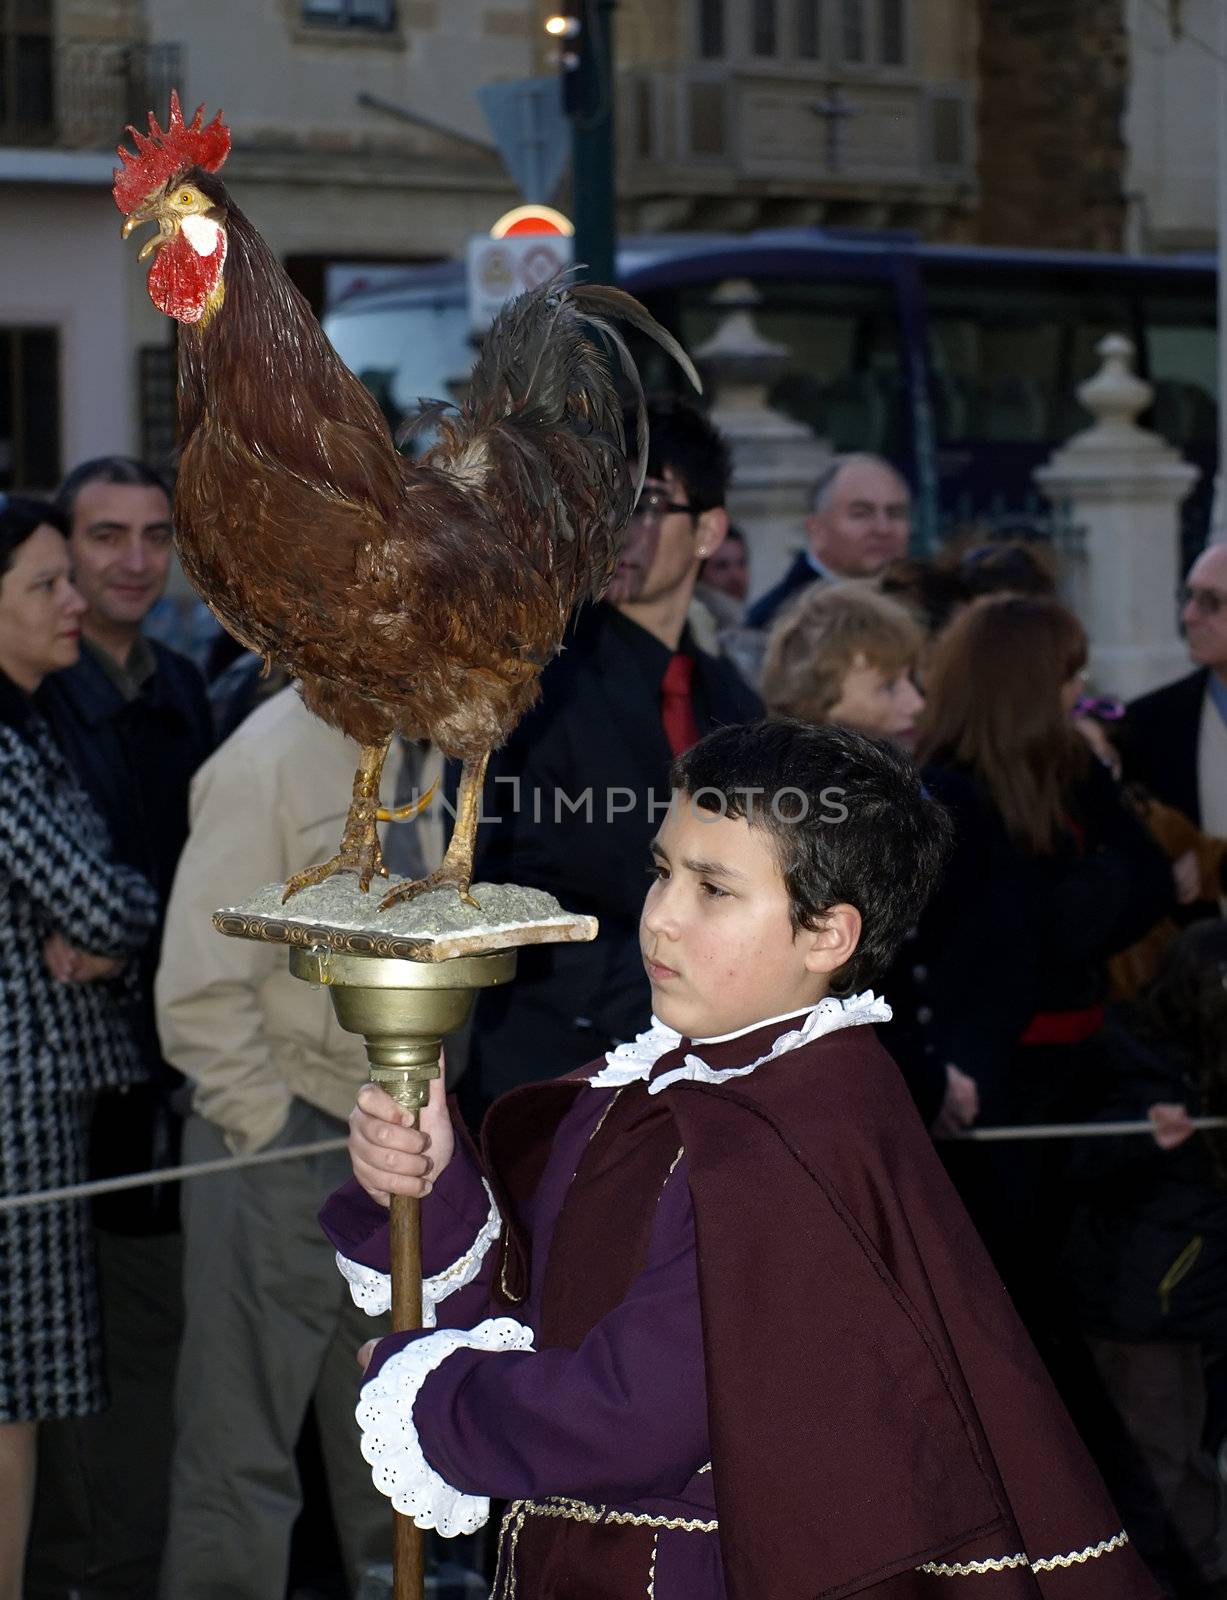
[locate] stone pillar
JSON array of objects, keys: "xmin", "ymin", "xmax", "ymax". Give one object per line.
[
  {"xmin": 1034, "ymin": 333, "xmax": 1198, "ymax": 700},
  {"xmin": 691, "ymin": 280, "xmax": 831, "ymax": 601}
]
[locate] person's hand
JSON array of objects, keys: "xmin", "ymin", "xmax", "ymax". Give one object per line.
[
  {"xmin": 43, "ymin": 933, "xmax": 124, "ymax": 984},
  {"xmin": 347, "ymin": 1066, "xmax": 453, "ymax": 1207},
  {"xmin": 931, "ymin": 1063, "xmax": 980, "ymax": 1139},
  {"xmin": 1148, "ymin": 1102, "xmax": 1195, "ymax": 1150},
  {"xmin": 357, "ymin": 1338, "xmax": 378, "ymax": 1373},
  {"xmin": 1172, "ymin": 850, "xmax": 1201, "ymax": 906}
]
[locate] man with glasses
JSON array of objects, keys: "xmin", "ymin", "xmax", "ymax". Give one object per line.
[
  {"xmin": 462, "ymin": 398, "xmax": 762, "ymax": 1122},
  {"xmin": 1123, "ymin": 545, "xmax": 1227, "ymax": 907}
]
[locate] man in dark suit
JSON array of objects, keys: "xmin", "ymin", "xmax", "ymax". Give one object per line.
[
  {"xmin": 1123, "ymin": 543, "xmax": 1227, "ymax": 842},
  {"xmin": 466, "ymin": 400, "xmax": 762, "ymax": 1118},
  {"xmin": 745, "ymin": 452, "xmax": 911, "ymax": 631}
]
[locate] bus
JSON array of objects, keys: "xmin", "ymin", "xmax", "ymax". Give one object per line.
[{"xmin": 322, "ymin": 230, "xmax": 1218, "ymax": 559}]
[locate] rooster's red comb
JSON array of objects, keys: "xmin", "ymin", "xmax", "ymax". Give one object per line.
[{"xmin": 113, "ymin": 90, "xmax": 230, "ymax": 214}]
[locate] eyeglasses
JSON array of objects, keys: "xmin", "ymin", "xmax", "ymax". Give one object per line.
[
  {"xmin": 1180, "ymin": 584, "xmax": 1227, "ymax": 616},
  {"xmin": 1073, "ymin": 694, "xmax": 1124, "ymax": 722},
  {"xmin": 630, "ymin": 490, "xmax": 693, "ymax": 524}
]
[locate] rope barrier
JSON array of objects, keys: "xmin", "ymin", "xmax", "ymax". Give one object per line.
[
  {"xmin": 0, "ymin": 1136, "xmax": 348, "ymax": 1214},
  {"xmin": 4, "ymin": 1116, "xmax": 1227, "ymax": 1214},
  {"xmin": 963, "ymin": 1116, "xmax": 1227, "ymax": 1143}
]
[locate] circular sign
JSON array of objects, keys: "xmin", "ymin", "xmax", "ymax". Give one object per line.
[{"xmin": 490, "ymin": 204, "xmax": 575, "ymax": 239}]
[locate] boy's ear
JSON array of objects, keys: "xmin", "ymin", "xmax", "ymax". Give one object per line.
[
  {"xmin": 801, "ymin": 903, "xmax": 862, "ymax": 976},
  {"xmin": 694, "ymin": 506, "xmax": 728, "ymax": 564}
]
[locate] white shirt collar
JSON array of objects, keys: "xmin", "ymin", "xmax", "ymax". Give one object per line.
[{"xmin": 588, "ymin": 992, "xmax": 892, "ymax": 1097}]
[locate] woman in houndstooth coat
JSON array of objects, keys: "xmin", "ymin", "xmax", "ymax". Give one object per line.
[{"xmin": 0, "ymin": 495, "xmax": 157, "ymax": 1596}]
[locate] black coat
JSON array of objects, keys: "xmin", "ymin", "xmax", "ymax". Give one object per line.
[
  {"xmin": 39, "ymin": 639, "xmax": 214, "ymax": 1227},
  {"xmin": 884, "ymin": 760, "xmax": 1176, "ymax": 1124},
  {"xmin": 469, "ymin": 604, "xmax": 762, "ymax": 1112},
  {"xmin": 1121, "ymin": 667, "xmax": 1208, "ymax": 827},
  {"xmin": 743, "ymin": 549, "xmax": 819, "ymax": 631}
]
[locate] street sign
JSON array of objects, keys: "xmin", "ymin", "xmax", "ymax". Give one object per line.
[
  {"xmin": 479, "ymin": 75, "xmax": 571, "ymax": 204},
  {"xmin": 490, "ymin": 203, "xmax": 573, "ymax": 239},
  {"xmin": 466, "ymin": 231, "xmax": 575, "ymax": 332}
]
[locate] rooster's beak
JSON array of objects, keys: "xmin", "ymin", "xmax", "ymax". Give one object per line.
[{"xmin": 121, "ymin": 201, "xmax": 173, "ymax": 262}]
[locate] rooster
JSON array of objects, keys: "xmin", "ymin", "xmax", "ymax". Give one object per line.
[{"xmin": 114, "ymin": 93, "xmax": 697, "ymax": 910}]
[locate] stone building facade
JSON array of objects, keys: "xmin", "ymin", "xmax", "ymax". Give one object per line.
[{"xmin": 0, "ymin": 0, "xmax": 1213, "ymax": 485}]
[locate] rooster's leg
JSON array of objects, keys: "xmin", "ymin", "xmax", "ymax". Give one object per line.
[
  {"xmin": 379, "ymin": 751, "xmax": 490, "ymax": 913},
  {"xmin": 282, "ymin": 738, "xmax": 394, "ymax": 902}
]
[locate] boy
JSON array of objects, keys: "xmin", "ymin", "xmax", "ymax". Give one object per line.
[{"xmin": 322, "ymin": 720, "xmax": 1160, "ymax": 1600}]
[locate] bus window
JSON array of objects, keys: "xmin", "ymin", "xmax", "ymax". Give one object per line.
[
  {"xmin": 1138, "ymin": 290, "xmax": 1217, "ymax": 569},
  {"xmin": 641, "ymin": 280, "xmax": 907, "ymax": 462},
  {"xmin": 924, "ymin": 282, "xmax": 1131, "ymax": 447},
  {"xmin": 1140, "ymin": 295, "xmax": 1217, "ymax": 446},
  {"xmin": 321, "ymin": 267, "xmax": 473, "ymax": 441}
]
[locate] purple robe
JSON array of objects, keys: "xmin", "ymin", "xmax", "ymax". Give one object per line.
[{"xmin": 321, "ymin": 1008, "xmax": 1162, "ymax": 1600}]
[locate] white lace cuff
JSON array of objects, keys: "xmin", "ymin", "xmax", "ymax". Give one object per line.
[
  {"xmin": 357, "ymin": 1316, "xmax": 535, "ymax": 1533},
  {"xmin": 336, "ymin": 1179, "xmax": 502, "ymax": 1327}
]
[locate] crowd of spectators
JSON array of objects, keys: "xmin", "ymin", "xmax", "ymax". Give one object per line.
[{"xmin": 2, "ymin": 420, "xmax": 1226, "ymax": 1599}]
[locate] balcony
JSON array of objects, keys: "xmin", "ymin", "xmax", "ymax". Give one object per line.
[
  {"xmin": 619, "ymin": 65, "xmax": 975, "ymax": 218},
  {"xmin": 0, "ymin": 40, "xmax": 182, "ymax": 150}
]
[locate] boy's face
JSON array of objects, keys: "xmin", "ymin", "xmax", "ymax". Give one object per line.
[{"xmin": 641, "ymin": 797, "xmax": 843, "ymax": 1040}]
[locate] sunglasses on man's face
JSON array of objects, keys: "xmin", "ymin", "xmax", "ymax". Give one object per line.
[{"xmin": 1180, "ymin": 584, "xmax": 1227, "ymax": 616}]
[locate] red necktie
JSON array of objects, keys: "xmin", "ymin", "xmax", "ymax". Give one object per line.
[{"xmin": 661, "ymin": 652, "xmax": 701, "ymax": 755}]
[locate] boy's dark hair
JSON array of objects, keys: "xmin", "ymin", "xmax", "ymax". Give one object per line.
[
  {"xmin": 670, "ymin": 719, "xmax": 951, "ymax": 995},
  {"xmin": 624, "ymin": 396, "xmax": 732, "ymax": 514},
  {"xmin": 56, "ymin": 456, "xmax": 170, "ymax": 522},
  {"xmin": 0, "ymin": 494, "xmax": 71, "ymax": 578}
]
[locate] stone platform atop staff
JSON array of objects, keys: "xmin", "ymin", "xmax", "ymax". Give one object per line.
[{"xmin": 212, "ymin": 878, "xmax": 597, "ymax": 962}]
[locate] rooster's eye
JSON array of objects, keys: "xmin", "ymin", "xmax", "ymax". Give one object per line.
[{"xmin": 177, "ymin": 190, "xmax": 194, "ymax": 205}]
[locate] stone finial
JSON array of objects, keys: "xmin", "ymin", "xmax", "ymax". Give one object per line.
[
  {"xmin": 1074, "ymin": 333, "xmax": 1155, "ymax": 442},
  {"xmin": 692, "ymin": 279, "xmax": 792, "ymax": 392}
]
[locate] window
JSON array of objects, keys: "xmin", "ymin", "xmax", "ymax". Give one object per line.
[
  {"xmin": 879, "ymin": 0, "xmax": 904, "ymax": 65},
  {"xmin": 797, "ymin": 0, "xmax": 821, "ymax": 58},
  {"xmin": 751, "ymin": 0, "xmax": 777, "ymax": 55},
  {"xmin": 697, "ymin": 0, "xmax": 907, "ymax": 68},
  {"xmin": 0, "ymin": 0, "xmax": 53, "ymax": 141},
  {"xmin": 924, "ymin": 281, "xmax": 1133, "ymax": 447},
  {"xmin": 634, "ymin": 77, "xmax": 658, "ymax": 161},
  {"xmin": 840, "ymin": 0, "xmax": 865, "ymax": 63},
  {"xmin": 139, "ymin": 343, "xmax": 178, "ymax": 473},
  {"xmin": 687, "ymin": 81, "xmax": 728, "ymax": 158},
  {"xmin": 929, "ymin": 91, "xmax": 966, "ymax": 168},
  {"xmin": 1142, "ymin": 296, "xmax": 1218, "ymax": 446},
  {"xmin": 0, "ymin": 327, "xmax": 60, "ymax": 490},
  {"xmin": 698, "ymin": 0, "xmax": 725, "ymax": 58},
  {"xmin": 301, "ymin": 0, "xmax": 396, "ymax": 29},
  {"xmin": 678, "ymin": 280, "xmax": 907, "ymax": 459}
]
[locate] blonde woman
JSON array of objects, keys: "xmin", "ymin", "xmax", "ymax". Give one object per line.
[{"xmin": 761, "ymin": 582, "xmax": 924, "ymax": 748}]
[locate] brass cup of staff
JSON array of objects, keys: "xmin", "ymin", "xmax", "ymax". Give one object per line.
[{"xmin": 289, "ymin": 944, "xmax": 516, "ymax": 1600}]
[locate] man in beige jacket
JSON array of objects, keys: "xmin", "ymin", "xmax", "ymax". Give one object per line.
[{"xmin": 155, "ymin": 685, "xmax": 440, "ymax": 1599}]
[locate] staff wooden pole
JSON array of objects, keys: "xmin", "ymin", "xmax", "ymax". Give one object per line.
[{"xmin": 390, "ymin": 1184, "xmax": 425, "ymax": 1600}]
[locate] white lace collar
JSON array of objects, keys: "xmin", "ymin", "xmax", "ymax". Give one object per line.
[{"xmin": 588, "ymin": 991, "xmax": 892, "ymax": 1097}]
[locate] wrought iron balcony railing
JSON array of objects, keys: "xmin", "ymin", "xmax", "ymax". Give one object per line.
[{"xmin": 0, "ymin": 40, "xmax": 182, "ymax": 150}]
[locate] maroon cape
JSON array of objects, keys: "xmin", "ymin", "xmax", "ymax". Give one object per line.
[{"xmin": 481, "ymin": 1021, "xmax": 1160, "ymax": 1600}]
